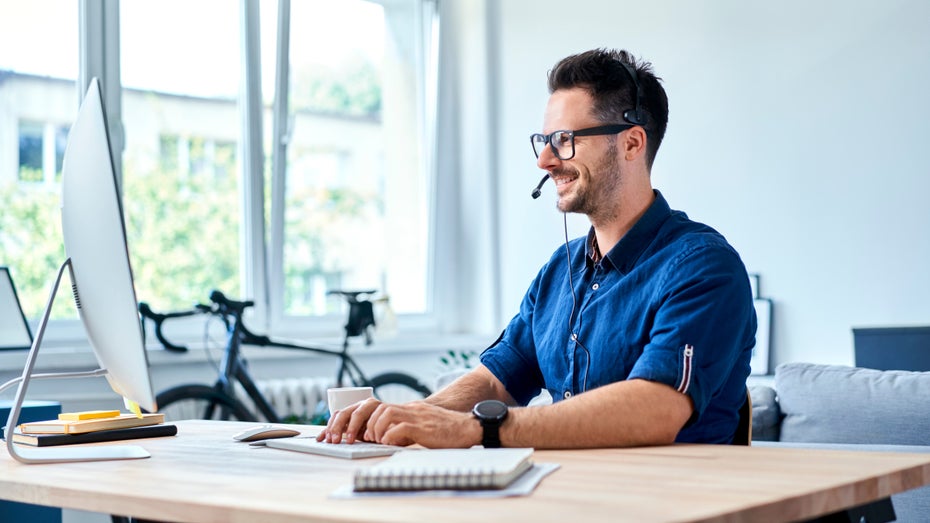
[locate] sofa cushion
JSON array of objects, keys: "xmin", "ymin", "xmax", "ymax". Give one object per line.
[
  {"xmin": 775, "ymin": 362, "xmax": 930, "ymax": 445},
  {"xmin": 748, "ymin": 384, "xmax": 780, "ymax": 441}
]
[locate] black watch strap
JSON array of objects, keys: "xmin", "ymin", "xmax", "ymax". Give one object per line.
[
  {"xmin": 472, "ymin": 400, "xmax": 508, "ymax": 448},
  {"xmin": 482, "ymin": 420, "xmax": 502, "ymax": 448}
]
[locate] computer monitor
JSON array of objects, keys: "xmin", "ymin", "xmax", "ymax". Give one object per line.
[
  {"xmin": 853, "ymin": 326, "xmax": 930, "ymax": 371},
  {"xmin": 60, "ymin": 78, "xmax": 156, "ymax": 414},
  {"xmin": 2, "ymin": 78, "xmax": 157, "ymax": 463},
  {"xmin": 0, "ymin": 267, "xmax": 32, "ymax": 351}
]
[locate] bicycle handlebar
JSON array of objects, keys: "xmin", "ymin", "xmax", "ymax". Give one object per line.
[
  {"xmin": 138, "ymin": 301, "xmax": 200, "ymax": 353},
  {"xmin": 209, "ymin": 289, "xmax": 254, "ymax": 313},
  {"xmin": 140, "ymin": 289, "xmax": 379, "ymax": 353},
  {"xmin": 326, "ymin": 289, "xmax": 377, "ymax": 303}
]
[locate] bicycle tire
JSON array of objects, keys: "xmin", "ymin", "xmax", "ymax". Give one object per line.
[
  {"xmin": 369, "ymin": 372, "xmax": 431, "ymax": 404},
  {"xmin": 156, "ymin": 384, "xmax": 256, "ymax": 422}
]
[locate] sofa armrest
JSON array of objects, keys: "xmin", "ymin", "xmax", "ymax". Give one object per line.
[{"xmin": 748, "ymin": 384, "xmax": 780, "ymax": 441}]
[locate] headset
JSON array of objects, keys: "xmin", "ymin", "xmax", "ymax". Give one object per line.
[{"xmin": 618, "ymin": 60, "xmax": 647, "ymax": 127}]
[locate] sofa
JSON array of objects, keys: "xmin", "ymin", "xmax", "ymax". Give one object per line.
[{"xmin": 750, "ymin": 362, "xmax": 930, "ymax": 522}]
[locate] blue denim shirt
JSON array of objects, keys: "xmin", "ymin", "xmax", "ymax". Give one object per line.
[{"xmin": 480, "ymin": 191, "xmax": 756, "ymax": 444}]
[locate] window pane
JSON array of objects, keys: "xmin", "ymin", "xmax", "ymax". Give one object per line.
[
  {"xmin": 281, "ymin": 0, "xmax": 431, "ymax": 317},
  {"xmin": 0, "ymin": 1, "xmax": 78, "ymax": 319},
  {"xmin": 120, "ymin": 1, "xmax": 242, "ymax": 309}
]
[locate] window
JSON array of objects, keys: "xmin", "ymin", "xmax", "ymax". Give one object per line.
[
  {"xmin": 0, "ymin": 1, "xmax": 438, "ymax": 340},
  {"xmin": 267, "ymin": 0, "xmax": 437, "ymax": 328},
  {"xmin": 17, "ymin": 120, "xmax": 45, "ymax": 181},
  {"xmin": 17, "ymin": 120, "xmax": 68, "ymax": 183},
  {"xmin": 0, "ymin": 1, "xmax": 78, "ymax": 320},
  {"xmin": 119, "ymin": 1, "xmax": 242, "ymax": 310}
]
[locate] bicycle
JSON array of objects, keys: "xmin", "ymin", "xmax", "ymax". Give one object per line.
[{"xmin": 138, "ymin": 289, "xmax": 432, "ymax": 423}]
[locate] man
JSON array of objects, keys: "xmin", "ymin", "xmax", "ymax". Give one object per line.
[{"xmin": 319, "ymin": 48, "xmax": 756, "ymax": 448}]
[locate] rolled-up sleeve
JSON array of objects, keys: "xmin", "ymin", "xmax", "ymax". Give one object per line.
[
  {"xmin": 627, "ymin": 241, "xmax": 756, "ymax": 424},
  {"xmin": 480, "ymin": 274, "xmax": 546, "ymax": 405}
]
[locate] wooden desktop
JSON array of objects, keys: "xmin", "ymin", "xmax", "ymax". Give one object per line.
[{"xmin": 2, "ymin": 420, "xmax": 929, "ymax": 522}]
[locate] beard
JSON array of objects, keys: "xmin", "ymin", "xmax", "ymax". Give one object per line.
[{"xmin": 556, "ymin": 142, "xmax": 622, "ymax": 224}]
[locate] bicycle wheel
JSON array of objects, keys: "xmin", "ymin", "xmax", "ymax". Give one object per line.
[
  {"xmin": 369, "ymin": 372, "xmax": 431, "ymax": 404},
  {"xmin": 156, "ymin": 384, "xmax": 256, "ymax": 422}
]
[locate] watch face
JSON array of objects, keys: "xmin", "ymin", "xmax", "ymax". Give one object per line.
[{"xmin": 475, "ymin": 400, "xmax": 508, "ymax": 420}]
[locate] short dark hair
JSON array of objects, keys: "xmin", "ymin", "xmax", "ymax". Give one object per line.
[{"xmin": 548, "ymin": 49, "xmax": 668, "ymax": 170}]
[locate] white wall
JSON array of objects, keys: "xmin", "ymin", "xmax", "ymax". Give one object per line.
[{"xmin": 476, "ymin": 0, "xmax": 930, "ymax": 366}]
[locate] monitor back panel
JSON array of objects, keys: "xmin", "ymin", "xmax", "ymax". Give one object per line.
[{"xmin": 853, "ymin": 326, "xmax": 930, "ymax": 371}]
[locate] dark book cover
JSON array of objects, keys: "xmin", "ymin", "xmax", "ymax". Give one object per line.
[{"xmin": 10, "ymin": 423, "xmax": 178, "ymax": 447}]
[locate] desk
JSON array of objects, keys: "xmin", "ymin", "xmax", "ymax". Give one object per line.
[{"xmin": 2, "ymin": 420, "xmax": 929, "ymax": 522}]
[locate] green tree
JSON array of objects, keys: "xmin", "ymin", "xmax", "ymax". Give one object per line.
[
  {"xmin": 123, "ymin": 146, "xmax": 241, "ymax": 310},
  {"xmin": 0, "ymin": 181, "xmax": 72, "ymax": 319},
  {"xmin": 291, "ymin": 55, "xmax": 382, "ymax": 117},
  {"xmin": 3, "ymin": 63, "xmax": 383, "ymax": 321}
]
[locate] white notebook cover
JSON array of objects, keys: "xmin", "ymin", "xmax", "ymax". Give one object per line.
[{"xmin": 353, "ymin": 447, "xmax": 534, "ymax": 491}]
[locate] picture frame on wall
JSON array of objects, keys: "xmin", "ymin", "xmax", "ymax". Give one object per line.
[{"xmin": 750, "ymin": 298, "xmax": 772, "ymax": 375}]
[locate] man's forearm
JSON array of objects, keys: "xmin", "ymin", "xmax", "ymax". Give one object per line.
[
  {"xmin": 425, "ymin": 365, "xmax": 515, "ymax": 411},
  {"xmin": 500, "ymin": 379, "xmax": 693, "ymax": 449}
]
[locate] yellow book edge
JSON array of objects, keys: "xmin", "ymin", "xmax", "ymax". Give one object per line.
[{"xmin": 58, "ymin": 410, "xmax": 121, "ymax": 421}]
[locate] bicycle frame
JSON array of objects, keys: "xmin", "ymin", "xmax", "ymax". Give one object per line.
[{"xmin": 145, "ymin": 290, "xmax": 385, "ymax": 423}]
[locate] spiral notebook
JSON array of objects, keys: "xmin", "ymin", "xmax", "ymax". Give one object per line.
[{"xmin": 353, "ymin": 447, "xmax": 534, "ymax": 492}]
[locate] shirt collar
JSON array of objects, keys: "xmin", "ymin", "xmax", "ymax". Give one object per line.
[{"xmin": 584, "ymin": 190, "xmax": 672, "ymax": 273}]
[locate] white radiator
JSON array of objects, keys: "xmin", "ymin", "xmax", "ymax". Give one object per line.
[{"xmin": 238, "ymin": 377, "xmax": 333, "ymax": 420}]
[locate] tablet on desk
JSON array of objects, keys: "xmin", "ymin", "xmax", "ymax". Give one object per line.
[{"xmin": 265, "ymin": 438, "xmax": 403, "ymax": 459}]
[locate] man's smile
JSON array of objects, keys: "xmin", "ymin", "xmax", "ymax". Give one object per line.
[{"xmin": 551, "ymin": 172, "xmax": 579, "ymax": 187}]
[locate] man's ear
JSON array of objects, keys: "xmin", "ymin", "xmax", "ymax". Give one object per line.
[{"xmin": 621, "ymin": 126, "xmax": 648, "ymax": 162}]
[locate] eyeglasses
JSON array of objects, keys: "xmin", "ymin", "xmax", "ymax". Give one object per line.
[{"xmin": 530, "ymin": 124, "xmax": 634, "ymax": 161}]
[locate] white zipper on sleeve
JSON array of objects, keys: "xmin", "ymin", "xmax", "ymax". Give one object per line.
[{"xmin": 677, "ymin": 344, "xmax": 694, "ymax": 394}]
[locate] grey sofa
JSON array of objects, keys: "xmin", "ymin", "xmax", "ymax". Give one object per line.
[{"xmin": 750, "ymin": 362, "xmax": 930, "ymax": 522}]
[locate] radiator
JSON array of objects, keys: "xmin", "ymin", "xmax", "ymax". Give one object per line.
[{"xmin": 238, "ymin": 377, "xmax": 333, "ymax": 420}]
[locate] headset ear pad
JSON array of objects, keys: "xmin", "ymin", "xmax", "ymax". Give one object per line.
[{"xmin": 624, "ymin": 107, "xmax": 646, "ymax": 126}]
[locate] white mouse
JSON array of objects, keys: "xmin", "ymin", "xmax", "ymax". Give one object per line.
[{"xmin": 233, "ymin": 425, "xmax": 300, "ymax": 442}]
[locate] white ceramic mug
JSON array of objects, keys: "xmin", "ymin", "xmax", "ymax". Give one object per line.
[{"xmin": 327, "ymin": 386, "xmax": 374, "ymax": 415}]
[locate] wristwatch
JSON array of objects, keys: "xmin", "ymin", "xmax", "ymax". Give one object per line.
[{"xmin": 472, "ymin": 399, "xmax": 508, "ymax": 448}]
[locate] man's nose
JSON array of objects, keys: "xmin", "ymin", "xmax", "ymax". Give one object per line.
[{"xmin": 536, "ymin": 143, "xmax": 561, "ymax": 171}]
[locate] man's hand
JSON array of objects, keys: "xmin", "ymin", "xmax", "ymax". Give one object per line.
[
  {"xmin": 317, "ymin": 397, "xmax": 383, "ymax": 444},
  {"xmin": 365, "ymin": 401, "xmax": 481, "ymax": 448},
  {"xmin": 316, "ymin": 398, "xmax": 481, "ymax": 448}
]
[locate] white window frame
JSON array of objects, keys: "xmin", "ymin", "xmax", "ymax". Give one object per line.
[
  {"xmin": 264, "ymin": 0, "xmax": 443, "ymax": 339},
  {"xmin": 39, "ymin": 0, "xmax": 455, "ymax": 348}
]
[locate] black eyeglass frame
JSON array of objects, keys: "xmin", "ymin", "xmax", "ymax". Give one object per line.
[{"xmin": 530, "ymin": 124, "xmax": 634, "ymax": 160}]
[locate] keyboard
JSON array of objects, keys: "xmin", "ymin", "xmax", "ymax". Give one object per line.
[{"xmin": 264, "ymin": 437, "xmax": 404, "ymax": 459}]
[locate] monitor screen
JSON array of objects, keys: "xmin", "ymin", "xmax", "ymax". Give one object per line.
[
  {"xmin": 60, "ymin": 78, "xmax": 157, "ymax": 412},
  {"xmin": 0, "ymin": 267, "xmax": 33, "ymax": 350}
]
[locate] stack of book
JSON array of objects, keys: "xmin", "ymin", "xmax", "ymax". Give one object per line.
[{"xmin": 11, "ymin": 410, "xmax": 177, "ymax": 447}]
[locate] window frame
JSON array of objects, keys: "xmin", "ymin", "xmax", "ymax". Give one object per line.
[
  {"xmin": 36, "ymin": 0, "xmax": 446, "ymax": 347},
  {"xmin": 265, "ymin": 0, "xmax": 442, "ymax": 338}
]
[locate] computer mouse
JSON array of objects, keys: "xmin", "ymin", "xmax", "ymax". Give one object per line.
[{"xmin": 233, "ymin": 425, "xmax": 301, "ymax": 442}]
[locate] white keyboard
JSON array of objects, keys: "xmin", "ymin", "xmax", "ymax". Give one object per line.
[{"xmin": 264, "ymin": 437, "xmax": 404, "ymax": 459}]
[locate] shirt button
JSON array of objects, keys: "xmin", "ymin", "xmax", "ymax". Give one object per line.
[
  {"xmin": 592, "ymin": 283, "xmax": 600, "ymax": 290},
  {"xmin": 564, "ymin": 391, "xmax": 573, "ymax": 399}
]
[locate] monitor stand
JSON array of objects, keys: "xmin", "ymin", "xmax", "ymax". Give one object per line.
[{"xmin": 1, "ymin": 259, "xmax": 150, "ymax": 464}]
